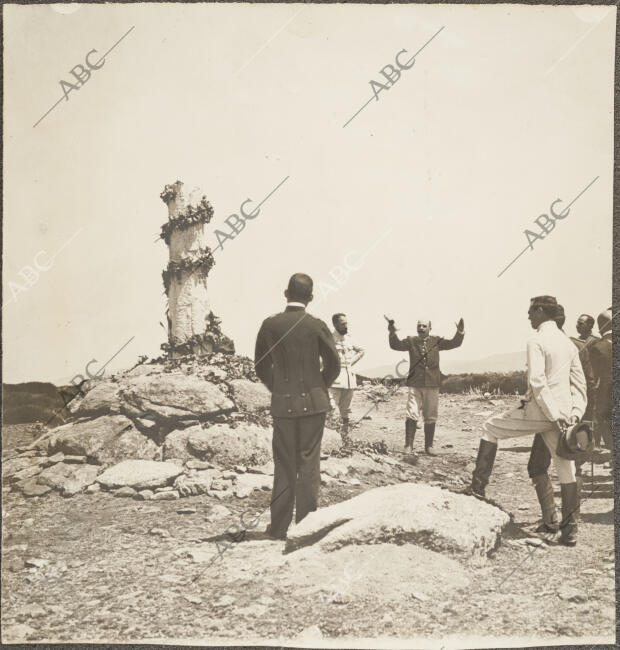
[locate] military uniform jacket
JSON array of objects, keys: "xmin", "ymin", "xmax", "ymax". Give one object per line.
[
  {"xmin": 589, "ymin": 334, "xmax": 612, "ymax": 417},
  {"xmin": 255, "ymin": 305, "xmax": 341, "ymax": 418},
  {"xmin": 389, "ymin": 330, "xmax": 464, "ymax": 387}
]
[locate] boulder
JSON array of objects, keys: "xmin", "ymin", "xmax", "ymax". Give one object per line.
[
  {"xmin": 47, "ymin": 415, "xmax": 134, "ymax": 461},
  {"xmin": 162, "ymin": 429, "xmax": 193, "ymax": 461},
  {"xmin": 120, "ymin": 373, "xmax": 234, "ymax": 422},
  {"xmin": 286, "ymin": 483, "xmax": 510, "ymax": 561},
  {"xmin": 234, "ymin": 473, "xmax": 272, "ymax": 492},
  {"xmin": 19, "ymin": 479, "xmax": 52, "ymax": 497},
  {"xmin": 94, "ymin": 428, "xmax": 159, "ymax": 466},
  {"xmin": 37, "ymin": 462, "xmax": 99, "ymax": 496},
  {"xmin": 187, "ymin": 423, "xmax": 272, "ymax": 466},
  {"xmin": 72, "ymin": 381, "xmax": 121, "ymax": 417},
  {"xmin": 3, "ymin": 456, "xmax": 45, "ymax": 481},
  {"xmin": 174, "ymin": 469, "xmax": 220, "ymax": 496},
  {"xmin": 96, "ymin": 460, "xmax": 184, "ymax": 490},
  {"xmin": 229, "ymin": 379, "xmax": 270, "ymax": 413}
]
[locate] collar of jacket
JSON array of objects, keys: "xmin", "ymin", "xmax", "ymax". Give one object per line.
[
  {"xmin": 285, "ymin": 304, "xmax": 306, "ymax": 312},
  {"xmin": 538, "ymin": 320, "xmax": 557, "ymax": 333}
]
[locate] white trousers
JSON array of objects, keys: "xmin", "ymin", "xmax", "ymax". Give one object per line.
[{"xmin": 482, "ymin": 404, "xmax": 576, "ymax": 484}]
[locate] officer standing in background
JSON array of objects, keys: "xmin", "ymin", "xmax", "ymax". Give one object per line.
[
  {"xmin": 329, "ymin": 313, "xmax": 365, "ymax": 442},
  {"xmin": 590, "ymin": 309, "xmax": 613, "ymax": 456},
  {"xmin": 387, "ymin": 316, "xmax": 464, "ymax": 456}
]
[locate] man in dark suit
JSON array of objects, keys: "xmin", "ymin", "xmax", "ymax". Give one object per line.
[
  {"xmin": 590, "ymin": 309, "xmax": 612, "ymax": 453},
  {"xmin": 254, "ymin": 273, "xmax": 340, "ymax": 539},
  {"xmin": 388, "ymin": 317, "xmax": 464, "ymax": 455}
]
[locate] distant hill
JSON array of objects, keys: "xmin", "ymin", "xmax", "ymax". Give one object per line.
[
  {"xmin": 2, "ymin": 382, "xmax": 78, "ymax": 425},
  {"xmin": 360, "ymin": 350, "xmax": 525, "ymax": 379}
]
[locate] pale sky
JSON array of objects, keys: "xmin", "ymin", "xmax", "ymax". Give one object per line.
[{"xmin": 3, "ymin": 3, "xmax": 614, "ymax": 384}]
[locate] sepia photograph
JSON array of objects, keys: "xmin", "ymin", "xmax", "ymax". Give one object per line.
[{"xmin": 2, "ymin": 1, "xmax": 616, "ymax": 647}]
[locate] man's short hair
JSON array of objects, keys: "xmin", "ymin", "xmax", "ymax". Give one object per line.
[
  {"xmin": 578, "ymin": 314, "xmax": 595, "ymax": 330},
  {"xmin": 597, "ymin": 309, "xmax": 612, "ymax": 335},
  {"xmin": 287, "ymin": 273, "xmax": 313, "ymax": 302},
  {"xmin": 332, "ymin": 313, "xmax": 346, "ymax": 326},
  {"xmin": 530, "ymin": 295, "xmax": 558, "ymax": 318},
  {"xmin": 554, "ymin": 304, "xmax": 566, "ymax": 329}
]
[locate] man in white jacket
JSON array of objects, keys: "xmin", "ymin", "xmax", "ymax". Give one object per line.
[
  {"xmin": 329, "ymin": 313, "xmax": 365, "ymax": 440},
  {"xmin": 466, "ymin": 295, "xmax": 587, "ymax": 546}
]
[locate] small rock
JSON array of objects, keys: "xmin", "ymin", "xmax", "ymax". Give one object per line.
[
  {"xmin": 155, "ymin": 486, "xmax": 174, "ymax": 493},
  {"xmin": 206, "ymin": 505, "xmax": 231, "ymax": 520},
  {"xmin": 348, "ymin": 478, "xmax": 361, "ymax": 486},
  {"xmin": 25, "ymin": 558, "xmax": 49, "ymax": 569},
  {"xmin": 296, "ymin": 624, "xmax": 323, "ymax": 640},
  {"xmin": 86, "ymin": 483, "xmax": 100, "ymax": 494},
  {"xmin": 234, "ymin": 465, "xmax": 247, "ymax": 474},
  {"xmin": 523, "ymin": 538, "xmax": 546, "ymax": 548},
  {"xmin": 381, "ymin": 613, "xmax": 393, "ymax": 624},
  {"xmin": 214, "ymin": 595, "xmax": 235, "ymax": 608},
  {"xmin": 581, "ymin": 569, "xmax": 599, "ymax": 575},
  {"xmin": 177, "ymin": 506, "xmax": 197, "ymax": 514},
  {"xmin": 221, "ymin": 470, "xmax": 237, "ymax": 480},
  {"xmin": 558, "ymin": 586, "xmax": 586, "ymax": 603},
  {"xmin": 135, "ymin": 489, "xmax": 154, "ymax": 500},
  {"xmin": 22, "ymin": 518, "xmax": 34, "ymax": 527},
  {"xmin": 186, "ymin": 460, "xmax": 216, "ymax": 471},
  {"xmin": 183, "ymin": 594, "xmax": 203, "ymax": 605},
  {"xmin": 114, "ymin": 486, "xmax": 138, "ymax": 498},
  {"xmin": 6, "ymin": 557, "xmax": 25, "ymax": 572},
  {"xmin": 409, "ymin": 590, "xmax": 429, "ymax": 602},
  {"xmin": 234, "ymin": 486, "xmax": 253, "ymax": 499},
  {"xmin": 63, "ymin": 455, "xmax": 87, "ymax": 464},
  {"xmin": 47, "ymin": 452, "xmax": 65, "ymax": 464},
  {"xmin": 150, "ymin": 527, "xmax": 171, "ymax": 538},
  {"xmin": 151, "ymin": 490, "xmax": 180, "ymax": 500}
]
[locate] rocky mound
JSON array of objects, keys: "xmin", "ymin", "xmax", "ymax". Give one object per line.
[
  {"xmin": 285, "ymin": 483, "xmax": 510, "ymax": 561},
  {"xmin": 3, "ymin": 354, "xmax": 342, "ymax": 500}
]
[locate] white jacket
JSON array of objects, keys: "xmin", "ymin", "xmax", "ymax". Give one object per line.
[
  {"xmin": 331, "ymin": 330, "xmax": 364, "ymax": 390},
  {"xmin": 525, "ymin": 320, "xmax": 587, "ymax": 422}
]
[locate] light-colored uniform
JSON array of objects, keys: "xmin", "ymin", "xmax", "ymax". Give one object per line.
[
  {"xmin": 482, "ymin": 320, "xmax": 587, "ymax": 483},
  {"xmin": 329, "ymin": 330, "xmax": 364, "ymax": 419}
]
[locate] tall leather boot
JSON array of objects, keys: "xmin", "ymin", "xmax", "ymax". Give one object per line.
[
  {"xmin": 559, "ymin": 482, "xmax": 579, "ymax": 547},
  {"xmin": 424, "ymin": 422, "xmax": 437, "ymax": 455},
  {"xmin": 532, "ymin": 473, "xmax": 559, "ymax": 535},
  {"xmin": 405, "ymin": 418, "xmax": 417, "ymax": 452},
  {"xmin": 341, "ymin": 418, "xmax": 350, "ymax": 444},
  {"xmin": 469, "ymin": 439, "xmax": 497, "ymax": 498}
]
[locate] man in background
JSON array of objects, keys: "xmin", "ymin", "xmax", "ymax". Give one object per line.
[
  {"xmin": 590, "ymin": 309, "xmax": 613, "ymax": 456},
  {"xmin": 388, "ymin": 316, "xmax": 464, "ymax": 456},
  {"xmin": 329, "ymin": 313, "xmax": 365, "ymax": 442},
  {"xmin": 466, "ymin": 296, "xmax": 586, "ymax": 546},
  {"xmin": 254, "ymin": 273, "xmax": 340, "ymax": 539},
  {"xmin": 571, "ymin": 314, "xmax": 598, "ymax": 441}
]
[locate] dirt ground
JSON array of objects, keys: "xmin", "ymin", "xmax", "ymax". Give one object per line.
[{"xmin": 1, "ymin": 391, "xmax": 616, "ymax": 645}]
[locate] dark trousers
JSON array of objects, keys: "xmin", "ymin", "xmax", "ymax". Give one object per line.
[{"xmin": 270, "ymin": 412, "xmax": 325, "ymax": 537}]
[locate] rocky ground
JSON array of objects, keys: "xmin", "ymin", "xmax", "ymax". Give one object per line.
[{"xmin": 2, "ymin": 390, "xmax": 616, "ymax": 645}]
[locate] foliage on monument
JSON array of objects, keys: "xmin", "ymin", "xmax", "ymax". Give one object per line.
[
  {"xmin": 159, "ymin": 311, "xmax": 235, "ymax": 356},
  {"xmin": 161, "ymin": 249, "xmax": 216, "ymax": 294},
  {"xmin": 159, "ymin": 197, "xmax": 215, "ymax": 245}
]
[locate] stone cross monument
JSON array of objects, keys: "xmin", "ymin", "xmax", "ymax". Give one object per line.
[{"xmin": 159, "ymin": 180, "xmax": 234, "ymax": 358}]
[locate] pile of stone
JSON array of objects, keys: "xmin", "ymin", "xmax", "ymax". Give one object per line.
[{"xmin": 3, "ymin": 354, "xmax": 342, "ymax": 499}]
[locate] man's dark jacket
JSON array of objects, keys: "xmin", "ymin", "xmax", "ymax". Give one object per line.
[
  {"xmin": 389, "ymin": 329, "xmax": 464, "ymax": 387},
  {"xmin": 254, "ymin": 306, "xmax": 340, "ymax": 417},
  {"xmin": 589, "ymin": 334, "xmax": 612, "ymax": 419}
]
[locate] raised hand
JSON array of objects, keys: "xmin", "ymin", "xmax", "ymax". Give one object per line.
[{"xmin": 455, "ymin": 317, "xmax": 465, "ymax": 332}]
